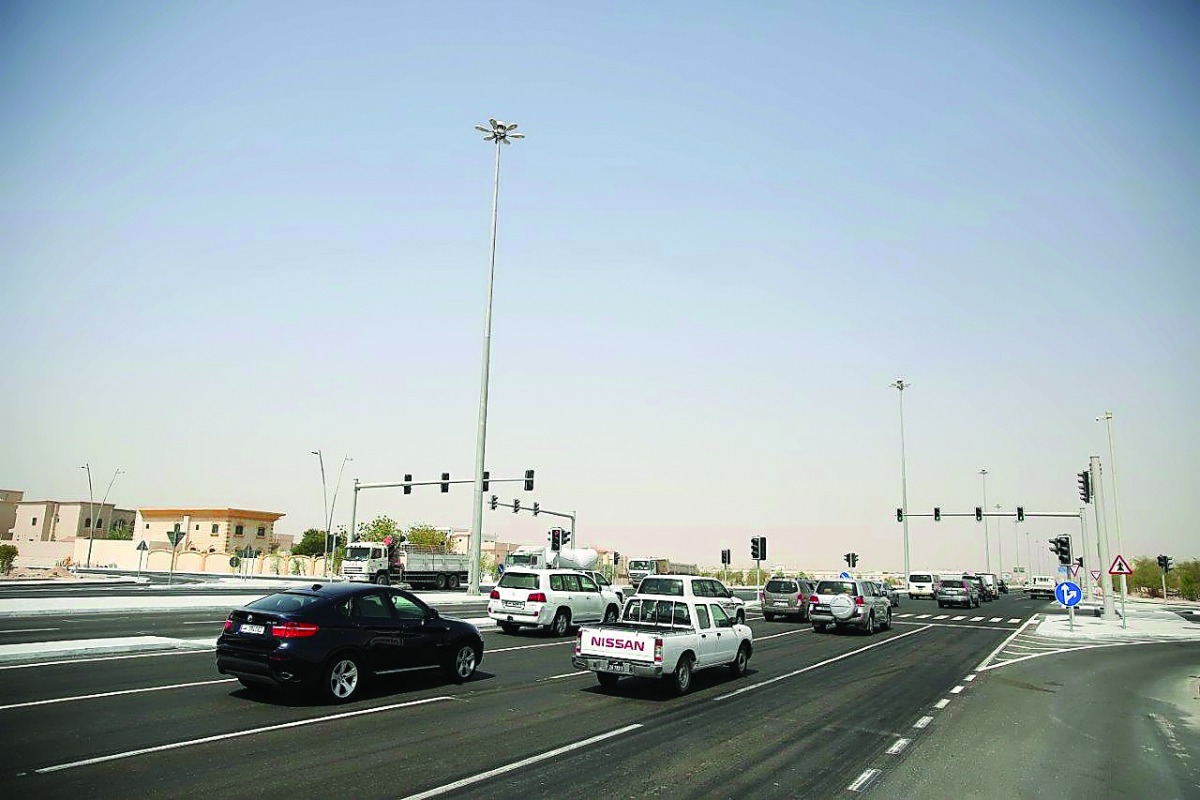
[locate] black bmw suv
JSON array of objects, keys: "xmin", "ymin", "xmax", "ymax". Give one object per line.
[{"xmin": 216, "ymin": 583, "xmax": 483, "ymax": 702}]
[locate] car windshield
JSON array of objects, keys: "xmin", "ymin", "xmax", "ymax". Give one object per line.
[
  {"xmin": 909, "ymin": 574, "xmax": 933, "ymax": 582},
  {"xmin": 245, "ymin": 593, "xmax": 323, "ymax": 613},
  {"xmin": 628, "ymin": 560, "xmax": 654, "ymax": 571},
  {"xmin": 343, "ymin": 547, "xmax": 375, "ymax": 562},
  {"xmin": 766, "ymin": 579, "xmax": 796, "ymax": 592},
  {"xmin": 815, "ymin": 581, "xmax": 857, "ymax": 595},
  {"xmin": 498, "ymin": 572, "xmax": 539, "ymax": 590},
  {"xmin": 638, "ymin": 577, "xmax": 684, "ymax": 596}
]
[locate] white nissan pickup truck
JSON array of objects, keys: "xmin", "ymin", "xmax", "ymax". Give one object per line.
[{"xmin": 572, "ymin": 595, "xmax": 753, "ymax": 696}]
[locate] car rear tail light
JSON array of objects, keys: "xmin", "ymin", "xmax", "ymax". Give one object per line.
[
  {"xmin": 528, "ymin": 592, "xmax": 547, "ymax": 603},
  {"xmin": 489, "ymin": 590, "xmax": 500, "ymax": 600},
  {"xmin": 272, "ymin": 622, "xmax": 320, "ymax": 639},
  {"xmin": 223, "ymin": 618, "xmax": 234, "ymax": 633},
  {"xmin": 796, "ymin": 593, "xmax": 805, "ymax": 601},
  {"xmin": 654, "ymin": 637, "xmax": 663, "ymax": 665},
  {"xmin": 809, "ymin": 595, "xmax": 819, "ymax": 605},
  {"xmin": 575, "ymin": 629, "xmax": 582, "ymax": 656},
  {"xmin": 854, "ymin": 596, "xmax": 865, "ymax": 606}
]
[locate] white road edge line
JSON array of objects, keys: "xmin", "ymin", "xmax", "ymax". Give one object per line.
[
  {"xmin": 847, "ymin": 768, "xmax": 881, "ymax": 792},
  {"xmin": 0, "ymin": 628, "xmax": 61, "ymax": 634},
  {"xmin": 755, "ymin": 629, "xmax": 813, "ymax": 642},
  {"xmin": 975, "ymin": 615, "xmax": 1039, "ymax": 671},
  {"xmin": 487, "ymin": 641, "xmax": 572, "ymax": 654},
  {"xmin": 712, "ymin": 625, "xmax": 933, "ymax": 702},
  {"xmin": 965, "ymin": 674, "xmax": 976, "ymax": 682},
  {"xmin": 913, "ymin": 716, "xmax": 933, "ymax": 729},
  {"xmin": 886, "ymin": 738, "xmax": 911, "ymax": 755},
  {"xmin": 0, "ymin": 678, "xmax": 238, "ymax": 711},
  {"xmin": 949, "ymin": 685, "xmax": 964, "ymax": 694},
  {"xmin": 977, "ymin": 640, "xmax": 1156, "ymax": 672},
  {"xmin": 539, "ymin": 671, "xmax": 590, "ymax": 681},
  {"xmin": 181, "ymin": 621, "xmax": 226, "ymax": 625},
  {"xmin": 398, "ymin": 724, "xmax": 644, "ymax": 800},
  {"xmin": 34, "ymin": 696, "xmax": 454, "ymax": 773},
  {"xmin": 934, "ymin": 698, "xmax": 950, "ymax": 709}
]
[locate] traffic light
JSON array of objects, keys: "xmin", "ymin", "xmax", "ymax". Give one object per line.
[
  {"xmin": 512, "ymin": 498, "xmax": 521, "ymax": 513},
  {"xmin": 1017, "ymin": 506, "xmax": 1025, "ymax": 522},
  {"xmin": 403, "ymin": 474, "xmax": 413, "ymax": 495},
  {"xmin": 614, "ymin": 551, "xmax": 621, "ymax": 565},
  {"xmin": 933, "ymin": 507, "xmax": 941, "ymax": 522},
  {"xmin": 851, "ymin": 553, "xmax": 859, "ymax": 568},
  {"xmin": 550, "ymin": 529, "xmax": 561, "ymax": 550},
  {"xmin": 721, "ymin": 548, "xmax": 730, "ymax": 565},
  {"xmin": 896, "ymin": 508, "xmax": 904, "ymax": 522},
  {"xmin": 562, "ymin": 530, "xmax": 572, "ymax": 548},
  {"xmin": 1158, "ymin": 554, "xmax": 1174, "ymax": 573},
  {"xmin": 524, "ymin": 469, "xmax": 535, "ymax": 491},
  {"xmin": 1077, "ymin": 471, "xmax": 1091, "ymax": 504},
  {"xmin": 975, "ymin": 506, "xmax": 983, "ymax": 522},
  {"xmin": 750, "ymin": 537, "xmax": 761, "ymax": 560},
  {"xmin": 758, "ymin": 537, "xmax": 767, "ymax": 561},
  {"xmin": 440, "ymin": 472, "xmax": 450, "ymax": 493},
  {"xmin": 1049, "ymin": 535, "xmax": 1071, "ymax": 565},
  {"xmin": 482, "ymin": 471, "xmax": 490, "ymax": 492},
  {"xmin": 1074, "ymin": 556, "xmax": 1083, "ymax": 569},
  {"xmin": 532, "ymin": 502, "xmax": 540, "ymax": 516},
  {"xmin": 489, "ymin": 495, "xmax": 498, "ymax": 510},
  {"xmin": 844, "ymin": 553, "xmax": 853, "ymax": 567}
]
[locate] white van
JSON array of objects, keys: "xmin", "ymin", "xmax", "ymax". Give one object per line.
[{"xmin": 907, "ymin": 572, "xmax": 938, "ymax": 600}]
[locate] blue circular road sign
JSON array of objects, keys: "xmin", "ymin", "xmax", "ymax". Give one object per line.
[{"xmin": 1055, "ymin": 581, "xmax": 1082, "ymax": 607}]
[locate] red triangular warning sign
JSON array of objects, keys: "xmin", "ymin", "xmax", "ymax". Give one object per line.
[{"xmin": 1108, "ymin": 554, "xmax": 1133, "ymax": 575}]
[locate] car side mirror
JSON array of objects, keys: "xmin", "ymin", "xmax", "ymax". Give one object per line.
[{"xmin": 427, "ymin": 608, "xmax": 440, "ymax": 620}]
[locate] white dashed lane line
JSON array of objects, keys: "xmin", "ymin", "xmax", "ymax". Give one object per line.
[
  {"xmin": 886, "ymin": 738, "xmax": 911, "ymax": 755},
  {"xmin": 934, "ymin": 698, "xmax": 950, "ymax": 709},
  {"xmin": 913, "ymin": 716, "xmax": 933, "ymax": 729}
]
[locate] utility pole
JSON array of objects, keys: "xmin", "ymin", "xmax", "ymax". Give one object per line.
[{"xmin": 1090, "ymin": 456, "xmax": 1116, "ymax": 621}]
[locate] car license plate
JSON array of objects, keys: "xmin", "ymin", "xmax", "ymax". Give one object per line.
[
  {"xmin": 240, "ymin": 623, "xmax": 265, "ymax": 635},
  {"xmin": 773, "ymin": 601, "xmax": 789, "ymax": 606},
  {"xmin": 503, "ymin": 600, "xmax": 523, "ymax": 608},
  {"xmin": 606, "ymin": 661, "xmax": 630, "ymax": 674}
]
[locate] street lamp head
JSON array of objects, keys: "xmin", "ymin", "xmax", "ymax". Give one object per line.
[
  {"xmin": 979, "ymin": 469, "xmax": 988, "ymax": 476},
  {"xmin": 890, "ymin": 378, "xmax": 910, "ymax": 391},
  {"xmin": 478, "ymin": 118, "xmax": 524, "ymax": 145}
]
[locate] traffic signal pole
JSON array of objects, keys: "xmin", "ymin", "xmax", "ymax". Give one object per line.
[{"xmin": 1090, "ymin": 456, "xmax": 1118, "ymax": 622}]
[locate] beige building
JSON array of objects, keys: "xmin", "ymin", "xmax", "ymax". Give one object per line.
[
  {"xmin": 1, "ymin": 488, "xmax": 24, "ymax": 540},
  {"xmin": 135, "ymin": 508, "xmax": 285, "ymax": 554},
  {"xmin": 10, "ymin": 500, "xmax": 135, "ymax": 543}
]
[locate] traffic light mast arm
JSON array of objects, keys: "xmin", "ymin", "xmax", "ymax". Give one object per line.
[
  {"xmin": 358, "ymin": 476, "xmax": 530, "ymax": 491},
  {"xmin": 894, "ymin": 510, "xmax": 1086, "ymax": 519},
  {"xmin": 489, "ymin": 498, "xmax": 576, "ymax": 525}
]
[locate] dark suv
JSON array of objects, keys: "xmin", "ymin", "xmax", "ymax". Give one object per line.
[{"xmin": 761, "ymin": 577, "xmax": 814, "ymax": 622}]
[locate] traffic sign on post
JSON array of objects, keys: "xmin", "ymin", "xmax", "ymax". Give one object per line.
[
  {"xmin": 1108, "ymin": 554, "xmax": 1133, "ymax": 575},
  {"xmin": 1055, "ymin": 581, "xmax": 1082, "ymax": 607},
  {"xmin": 1069, "ymin": 565, "xmax": 1080, "ymax": 578},
  {"xmin": 136, "ymin": 540, "xmax": 148, "ymax": 551},
  {"xmin": 1089, "ymin": 569, "xmax": 1102, "ymax": 582}
]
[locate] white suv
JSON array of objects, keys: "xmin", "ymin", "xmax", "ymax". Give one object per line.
[
  {"xmin": 488, "ymin": 569, "xmax": 624, "ymax": 636},
  {"xmin": 907, "ymin": 572, "xmax": 938, "ymax": 600},
  {"xmin": 633, "ymin": 575, "xmax": 746, "ymax": 624}
]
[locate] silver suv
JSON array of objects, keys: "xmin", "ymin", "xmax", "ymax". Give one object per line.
[
  {"xmin": 761, "ymin": 577, "xmax": 814, "ymax": 622},
  {"xmin": 809, "ymin": 578, "xmax": 892, "ymax": 634}
]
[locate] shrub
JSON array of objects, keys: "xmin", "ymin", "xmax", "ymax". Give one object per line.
[{"xmin": 0, "ymin": 544, "xmax": 18, "ymax": 575}]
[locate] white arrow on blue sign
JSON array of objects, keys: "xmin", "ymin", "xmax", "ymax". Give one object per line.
[{"xmin": 1055, "ymin": 581, "xmax": 1082, "ymax": 607}]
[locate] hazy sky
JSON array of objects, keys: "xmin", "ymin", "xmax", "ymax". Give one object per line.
[{"xmin": 3, "ymin": 1, "xmax": 1197, "ymax": 575}]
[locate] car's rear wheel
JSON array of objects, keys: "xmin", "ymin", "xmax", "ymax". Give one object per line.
[
  {"xmin": 322, "ymin": 653, "xmax": 363, "ymax": 703},
  {"xmin": 864, "ymin": 612, "xmax": 877, "ymax": 635},
  {"xmin": 597, "ymin": 672, "xmax": 620, "ymax": 689},
  {"xmin": 665, "ymin": 654, "xmax": 694, "ymax": 696},
  {"xmin": 938, "ymin": 601, "xmax": 946, "ymax": 608},
  {"xmin": 549, "ymin": 609, "xmax": 570, "ymax": 637},
  {"xmin": 729, "ymin": 644, "xmax": 750, "ymax": 677},
  {"xmin": 882, "ymin": 608, "xmax": 892, "ymax": 631},
  {"xmin": 446, "ymin": 643, "xmax": 478, "ymax": 682}
]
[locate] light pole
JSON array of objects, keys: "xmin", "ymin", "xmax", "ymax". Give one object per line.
[
  {"xmin": 1096, "ymin": 412, "xmax": 1124, "ymax": 557},
  {"xmin": 891, "ymin": 378, "xmax": 911, "ymax": 581},
  {"xmin": 468, "ymin": 118, "xmax": 524, "ymax": 597},
  {"xmin": 994, "ymin": 503, "xmax": 1002, "ymax": 576},
  {"xmin": 1012, "ymin": 516, "xmax": 1020, "ymax": 585},
  {"xmin": 979, "ymin": 469, "xmax": 991, "ymax": 573},
  {"xmin": 311, "ymin": 450, "xmax": 329, "ymax": 576},
  {"xmin": 328, "ymin": 456, "xmax": 352, "ymax": 562},
  {"xmin": 1024, "ymin": 529, "xmax": 1031, "ymax": 585},
  {"xmin": 79, "ymin": 464, "xmax": 94, "ymax": 567},
  {"xmin": 87, "ymin": 468, "xmax": 124, "ymax": 568}
]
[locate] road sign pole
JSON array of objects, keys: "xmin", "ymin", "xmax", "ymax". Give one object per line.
[
  {"xmin": 1161, "ymin": 571, "xmax": 1168, "ymax": 605},
  {"xmin": 1120, "ymin": 574, "xmax": 1128, "ymax": 629}
]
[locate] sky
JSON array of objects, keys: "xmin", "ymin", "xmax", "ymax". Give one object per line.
[{"xmin": 2, "ymin": 1, "xmax": 1198, "ymax": 576}]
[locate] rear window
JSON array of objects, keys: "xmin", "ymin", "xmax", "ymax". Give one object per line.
[
  {"xmin": 909, "ymin": 574, "xmax": 933, "ymax": 583},
  {"xmin": 246, "ymin": 593, "xmax": 323, "ymax": 613},
  {"xmin": 941, "ymin": 580, "xmax": 966, "ymax": 588},
  {"xmin": 623, "ymin": 598, "xmax": 691, "ymax": 626},
  {"xmin": 766, "ymin": 580, "xmax": 797, "ymax": 593},
  {"xmin": 815, "ymin": 581, "xmax": 857, "ymax": 595},
  {"xmin": 499, "ymin": 572, "xmax": 539, "ymax": 590},
  {"xmin": 638, "ymin": 577, "xmax": 684, "ymax": 596}
]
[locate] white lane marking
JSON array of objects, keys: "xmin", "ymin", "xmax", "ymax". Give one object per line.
[
  {"xmin": 950, "ymin": 685, "xmax": 964, "ymax": 694},
  {"xmin": 965, "ymin": 674, "xmax": 977, "ymax": 682},
  {"xmin": 970, "ymin": 617, "xmax": 984, "ymax": 622},
  {"xmin": 975, "ymin": 616, "xmax": 1038, "ymax": 671},
  {"xmin": 1007, "ymin": 618, "xmax": 1022, "ymax": 623},
  {"xmin": 712, "ymin": 626, "xmax": 933, "ymax": 702},
  {"xmin": 0, "ymin": 648, "xmax": 213, "ymax": 671},
  {"xmin": 978, "ymin": 640, "xmax": 1155, "ymax": 672},
  {"xmin": 989, "ymin": 618, "xmax": 1003, "ymax": 623},
  {"xmin": 35, "ymin": 696, "xmax": 454, "ymax": 773},
  {"xmin": 755, "ymin": 628, "xmax": 812, "ymax": 642},
  {"xmin": 539, "ymin": 671, "xmax": 590, "ymax": 681},
  {"xmin": 935, "ymin": 698, "xmax": 950, "ymax": 709},
  {"xmin": 892, "ymin": 620, "xmax": 1020, "ymax": 632},
  {"xmin": 933, "ymin": 615, "xmax": 949, "ymax": 620},
  {"xmin": 486, "ymin": 641, "xmax": 572, "ymax": 654},
  {"xmin": 398, "ymin": 724, "xmax": 644, "ymax": 800},
  {"xmin": 913, "ymin": 716, "xmax": 933, "ymax": 729},
  {"xmin": 895, "ymin": 614, "xmax": 913, "ymax": 618},
  {"xmin": 0, "ymin": 628, "xmax": 61, "ymax": 634},
  {"xmin": 915, "ymin": 614, "xmax": 931, "ymax": 619},
  {"xmin": 0, "ymin": 679, "xmax": 237, "ymax": 711},
  {"xmin": 886, "ymin": 737, "xmax": 911, "ymax": 755},
  {"xmin": 951, "ymin": 616, "xmax": 966, "ymax": 621},
  {"xmin": 847, "ymin": 768, "xmax": 881, "ymax": 793}
]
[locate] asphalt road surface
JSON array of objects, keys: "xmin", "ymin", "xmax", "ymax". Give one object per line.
[{"xmin": 0, "ymin": 593, "xmax": 1062, "ymax": 799}]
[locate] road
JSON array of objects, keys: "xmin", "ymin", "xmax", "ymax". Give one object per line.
[{"xmin": 0, "ymin": 593, "xmax": 1055, "ymax": 798}]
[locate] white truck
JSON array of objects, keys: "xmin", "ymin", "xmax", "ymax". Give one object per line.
[
  {"xmin": 1028, "ymin": 574, "xmax": 1056, "ymax": 600},
  {"xmin": 504, "ymin": 544, "xmax": 599, "ymax": 572},
  {"xmin": 341, "ymin": 538, "xmax": 470, "ymax": 590},
  {"xmin": 572, "ymin": 595, "xmax": 753, "ymax": 696},
  {"xmin": 626, "ymin": 556, "xmax": 699, "ymax": 586}
]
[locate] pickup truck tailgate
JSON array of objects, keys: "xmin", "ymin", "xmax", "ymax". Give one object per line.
[{"xmin": 577, "ymin": 628, "xmax": 657, "ymax": 663}]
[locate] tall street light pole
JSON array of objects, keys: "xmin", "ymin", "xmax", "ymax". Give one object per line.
[
  {"xmin": 891, "ymin": 379, "xmax": 911, "ymax": 581},
  {"xmin": 329, "ymin": 456, "xmax": 353, "ymax": 554},
  {"xmin": 978, "ymin": 469, "xmax": 991, "ymax": 573},
  {"xmin": 311, "ymin": 450, "xmax": 329, "ymax": 576},
  {"xmin": 1096, "ymin": 411, "xmax": 1124, "ymax": 557},
  {"xmin": 79, "ymin": 464, "xmax": 94, "ymax": 567},
  {"xmin": 994, "ymin": 503, "xmax": 1002, "ymax": 576},
  {"xmin": 469, "ymin": 118, "xmax": 524, "ymax": 597},
  {"xmin": 87, "ymin": 468, "xmax": 124, "ymax": 568}
]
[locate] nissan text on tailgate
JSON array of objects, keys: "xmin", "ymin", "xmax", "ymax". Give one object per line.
[{"xmin": 573, "ymin": 596, "xmax": 752, "ymax": 696}]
